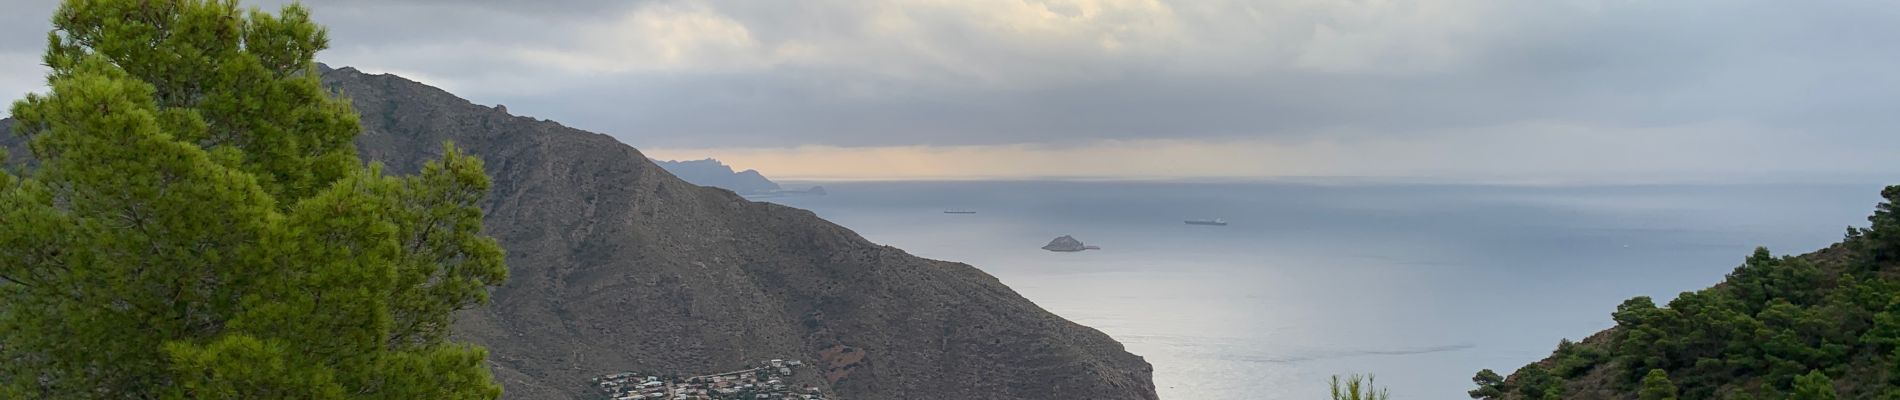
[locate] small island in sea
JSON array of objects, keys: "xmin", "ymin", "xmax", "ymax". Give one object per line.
[{"xmin": 1042, "ymin": 235, "xmax": 1101, "ymax": 252}]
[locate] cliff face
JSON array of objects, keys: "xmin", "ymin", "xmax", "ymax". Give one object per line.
[{"xmin": 0, "ymin": 66, "xmax": 1153, "ymax": 399}]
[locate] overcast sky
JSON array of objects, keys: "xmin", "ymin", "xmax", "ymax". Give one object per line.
[{"xmin": 2, "ymin": 0, "xmax": 1897, "ymax": 181}]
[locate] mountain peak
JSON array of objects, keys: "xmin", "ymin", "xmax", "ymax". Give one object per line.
[{"xmin": 308, "ymin": 66, "xmax": 1158, "ymax": 399}]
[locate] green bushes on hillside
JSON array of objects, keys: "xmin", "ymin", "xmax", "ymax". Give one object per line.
[{"xmin": 1478, "ymin": 185, "xmax": 1900, "ymax": 399}]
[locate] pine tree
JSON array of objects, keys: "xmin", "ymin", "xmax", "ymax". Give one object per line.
[
  {"xmin": 1468, "ymin": 369, "xmax": 1506, "ymax": 399},
  {"xmin": 0, "ymin": 0, "xmax": 507, "ymax": 398},
  {"xmin": 1791, "ymin": 370, "xmax": 1838, "ymax": 400},
  {"xmin": 1639, "ymin": 369, "xmax": 1679, "ymax": 400},
  {"xmin": 1866, "ymin": 186, "xmax": 1900, "ymax": 262}
]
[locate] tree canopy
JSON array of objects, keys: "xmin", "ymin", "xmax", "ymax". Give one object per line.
[
  {"xmin": 0, "ymin": 0, "xmax": 507, "ymax": 398},
  {"xmin": 1790, "ymin": 370, "xmax": 1838, "ymax": 400},
  {"xmin": 1639, "ymin": 369, "xmax": 1678, "ymax": 400}
]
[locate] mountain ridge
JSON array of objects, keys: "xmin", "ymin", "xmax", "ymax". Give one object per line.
[{"xmin": 0, "ymin": 65, "xmax": 1157, "ymax": 400}]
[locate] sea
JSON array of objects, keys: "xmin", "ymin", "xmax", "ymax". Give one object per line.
[{"xmin": 760, "ymin": 180, "xmax": 1886, "ymax": 399}]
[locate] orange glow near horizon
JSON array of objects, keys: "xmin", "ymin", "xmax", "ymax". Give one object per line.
[
  {"xmin": 637, "ymin": 119, "xmax": 1880, "ymax": 184},
  {"xmin": 641, "ymin": 140, "xmax": 1322, "ymax": 181}
]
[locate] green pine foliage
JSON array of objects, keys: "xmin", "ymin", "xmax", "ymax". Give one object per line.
[
  {"xmin": 1550, "ymin": 338, "xmax": 1608, "ymax": 378},
  {"xmin": 1476, "ymin": 185, "xmax": 1900, "ymax": 399},
  {"xmin": 1791, "ymin": 370, "xmax": 1838, "ymax": 400},
  {"xmin": 1509, "ymin": 364, "xmax": 1563, "ymax": 399},
  {"xmin": 1860, "ymin": 186, "xmax": 1900, "ymax": 263},
  {"xmin": 0, "ymin": 0, "xmax": 507, "ymax": 398},
  {"xmin": 1329, "ymin": 374, "xmax": 1391, "ymax": 400},
  {"xmin": 1640, "ymin": 369, "xmax": 1679, "ymax": 400},
  {"xmin": 1469, "ymin": 369, "xmax": 1506, "ymax": 399}
]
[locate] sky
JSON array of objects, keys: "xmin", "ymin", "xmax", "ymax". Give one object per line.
[{"xmin": 1, "ymin": 0, "xmax": 1897, "ymax": 181}]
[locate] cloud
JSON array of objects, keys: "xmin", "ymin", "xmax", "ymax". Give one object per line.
[
  {"xmin": 508, "ymin": 2, "xmax": 777, "ymax": 74},
  {"xmin": 1, "ymin": 0, "xmax": 1896, "ymax": 179}
]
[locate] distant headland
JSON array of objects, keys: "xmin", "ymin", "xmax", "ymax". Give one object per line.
[{"xmin": 653, "ymin": 158, "xmax": 825, "ymax": 197}]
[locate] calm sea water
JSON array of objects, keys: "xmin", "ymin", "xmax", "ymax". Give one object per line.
[{"xmin": 762, "ymin": 181, "xmax": 1883, "ymax": 399}]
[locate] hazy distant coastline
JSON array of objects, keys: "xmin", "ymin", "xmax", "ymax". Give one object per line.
[{"xmin": 654, "ymin": 158, "xmax": 825, "ymax": 197}]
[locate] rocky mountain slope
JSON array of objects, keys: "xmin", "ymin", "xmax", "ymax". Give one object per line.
[{"xmin": 0, "ymin": 66, "xmax": 1157, "ymax": 399}]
